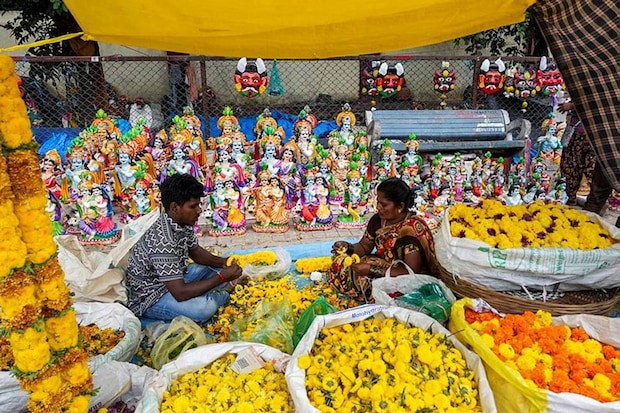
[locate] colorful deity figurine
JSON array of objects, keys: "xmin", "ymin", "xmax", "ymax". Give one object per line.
[
  {"xmin": 331, "ymin": 103, "xmax": 358, "ymax": 148},
  {"xmin": 297, "ymin": 169, "xmax": 334, "ymax": 231},
  {"xmin": 234, "ymin": 57, "xmax": 269, "ymax": 98},
  {"xmin": 46, "ymin": 190, "xmax": 65, "ymax": 237},
  {"xmin": 330, "ymin": 143, "xmax": 351, "ymax": 206},
  {"xmin": 469, "ymin": 157, "xmax": 485, "ymax": 198},
  {"xmin": 128, "ymin": 177, "xmax": 158, "ymax": 221},
  {"xmin": 41, "ymin": 149, "xmax": 63, "ymax": 200},
  {"xmin": 75, "ymin": 180, "xmax": 120, "ymax": 245},
  {"xmin": 537, "ymin": 116, "xmax": 563, "ymax": 165},
  {"xmin": 210, "ymin": 142, "xmax": 247, "ymax": 191},
  {"xmin": 145, "ymin": 130, "xmax": 172, "ymax": 181},
  {"xmin": 61, "ymin": 141, "xmax": 97, "ymax": 204},
  {"xmin": 294, "ymin": 109, "xmax": 318, "ymax": 166},
  {"xmin": 167, "ymin": 141, "xmax": 203, "ymax": 180},
  {"xmin": 400, "ymin": 133, "xmax": 423, "ymax": 176},
  {"xmin": 376, "ymin": 62, "xmax": 405, "ymax": 98},
  {"xmin": 478, "ymin": 58, "xmax": 506, "ymax": 95},
  {"xmin": 251, "ymin": 169, "xmax": 290, "ymax": 233},
  {"xmin": 489, "ymin": 158, "xmax": 507, "ymax": 198},
  {"xmin": 433, "ymin": 61, "xmax": 457, "ymax": 108},
  {"xmin": 375, "ymin": 140, "xmax": 397, "ymax": 181},
  {"xmin": 255, "ymin": 125, "xmax": 282, "ymax": 177},
  {"xmin": 208, "ymin": 176, "xmax": 247, "ymax": 236},
  {"xmin": 276, "ymin": 140, "xmax": 302, "ymax": 210},
  {"xmin": 335, "ymin": 166, "xmax": 367, "ymax": 229}
]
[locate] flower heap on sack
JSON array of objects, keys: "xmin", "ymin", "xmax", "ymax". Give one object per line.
[
  {"xmin": 297, "ymin": 318, "xmax": 482, "ymax": 412},
  {"xmin": 0, "ymin": 55, "xmax": 93, "ymax": 412},
  {"xmin": 449, "ymin": 199, "xmax": 615, "ymax": 249},
  {"xmin": 207, "ymin": 275, "xmax": 354, "ymax": 343},
  {"xmin": 466, "ymin": 308, "xmax": 620, "ymax": 402},
  {"xmin": 295, "ymin": 256, "xmax": 332, "ymax": 274},
  {"xmin": 161, "ymin": 354, "xmax": 293, "ymax": 412}
]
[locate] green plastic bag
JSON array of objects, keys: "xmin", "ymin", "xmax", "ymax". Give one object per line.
[
  {"xmin": 267, "ymin": 59, "xmax": 284, "ymax": 96},
  {"xmin": 292, "ymin": 296, "xmax": 337, "ymax": 348},
  {"xmin": 150, "ymin": 316, "xmax": 209, "ymax": 370},
  {"xmin": 395, "ymin": 283, "xmax": 452, "ymax": 323}
]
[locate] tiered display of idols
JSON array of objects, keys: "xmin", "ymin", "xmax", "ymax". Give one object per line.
[
  {"xmin": 0, "ymin": 55, "xmax": 93, "ymax": 413},
  {"xmin": 41, "ymin": 94, "xmax": 571, "ymax": 242}
]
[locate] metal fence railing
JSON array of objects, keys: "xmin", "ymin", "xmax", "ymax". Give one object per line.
[{"xmin": 14, "ymin": 54, "xmax": 554, "ymax": 139}]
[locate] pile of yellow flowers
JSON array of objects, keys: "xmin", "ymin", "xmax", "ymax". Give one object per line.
[
  {"xmin": 449, "ymin": 200, "xmax": 615, "ymax": 249},
  {"xmin": 297, "ymin": 318, "xmax": 481, "ymax": 412},
  {"xmin": 161, "ymin": 353, "xmax": 293, "ymax": 412},
  {"xmin": 226, "ymin": 250, "xmax": 278, "ymax": 268},
  {"xmin": 295, "ymin": 256, "xmax": 332, "ymax": 274},
  {"xmin": 0, "ymin": 54, "xmax": 92, "ymax": 412},
  {"xmin": 207, "ymin": 275, "xmax": 354, "ymax": 344}
]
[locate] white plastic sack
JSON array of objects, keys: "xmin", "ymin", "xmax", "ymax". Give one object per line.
[
  {"xmin": 372, "ymin": 259, "xmax": 457, "ymax": 306},
  {"xmin": 0, "ymin": 302, "xmax": 143, "ymax": 412},
  {"xmin": 286, "ymin": 304, "xmax": 497, "ymax": 413},
  {"xmin": 436, "ymin": 209, "xmax": 620, "ymax": 291},
  {"xmin": 57, "ymin": 210, "xmax": 159, "ymax": 303},
  {"xmin": 241, "ymin": 247, "xmax": 292, "ymax": 280},
  {"xmin": 89, "ymin": 360, "xmax": 159, "ymax": 413},
  {"xmin": 136, "ymin": 342, "xmax": 290, "ymax": 413},
  {"xmin": 73, "ymin": 302, "xmax": 142, "ymax": 368}
]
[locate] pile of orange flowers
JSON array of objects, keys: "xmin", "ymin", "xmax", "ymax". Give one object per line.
[
  {"xmin": 0, "ymin": 55, "xmax": 92, "ymax": 412},
  {"xmin": 466, "ymin": 308, "xmax": 620, "ymax": 402}
]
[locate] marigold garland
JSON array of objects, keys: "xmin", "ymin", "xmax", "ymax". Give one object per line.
[
  {"xmin": 466, "ymin": 308, "xmax": 620, "ymax": 402},
  {"xmin": 0, "ymin": 54, "xmax": 92, "ymax": 412},
  {"xmin": 226, "ymin": 250, "xmax": 278, "ymax": 268},
  {"xmin": 299, "ymin": 318, "xmax": 482, "ymax": 412},
  {"xmin": 295, "ymin": 256, "xmax": 332, "ymax": 274},
  {"xmin": 449, "ymin": 200, "xmax": 615, "ymax": 250},
  {"xmin": 161, "ymin": 354, "xmax": 294, "ymax": 412}
]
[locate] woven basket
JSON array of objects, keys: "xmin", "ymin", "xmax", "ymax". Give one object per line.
[{"xmin": 436, "ymin": 265, "xmax": 620, "ymax": 316}]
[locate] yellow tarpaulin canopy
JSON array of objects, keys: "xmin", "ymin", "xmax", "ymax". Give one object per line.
[{"xmin": 63, "ymin": 0, "xmax": 536, "ymax": 58}]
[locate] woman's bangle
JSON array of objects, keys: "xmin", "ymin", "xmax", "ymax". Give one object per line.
[{"xmin": 218, "ymin": 272, "xmax": 225, "ymax": 282}]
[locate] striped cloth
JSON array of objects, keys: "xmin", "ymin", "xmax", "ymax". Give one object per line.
[{"xmin": 530, "ymin": 0, "xmax": 620, "ymax": 192}]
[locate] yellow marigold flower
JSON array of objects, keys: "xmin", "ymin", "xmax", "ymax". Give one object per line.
[
  {"xmin": 480, "ymin": 333, "xmax": 495, "ymax": 349},
  {"xmin": 498, "ymin": 343, "xmax": 516, "ymax": 360},
  {"xmin": 516, "ymin": 354, "xmax": 537, "ymax": 371},
  {"xmin": 297, "ymin": 354, "xmax": 311, "ymax": 370},
  {"xmin": 65, "ymin": 395, "xmax": 91, "ymax": 413}
]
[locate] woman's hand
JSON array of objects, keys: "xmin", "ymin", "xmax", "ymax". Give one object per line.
[{"xmin": 331, "ymin": 241, "xmax": 351, "ymax": 255}]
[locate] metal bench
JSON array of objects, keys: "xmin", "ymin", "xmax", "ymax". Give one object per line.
[{"xmin": 366, "ymin": 109, "xmax": 531, "ymax": 155}]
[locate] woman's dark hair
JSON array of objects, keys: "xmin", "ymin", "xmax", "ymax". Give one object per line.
[
  {"xmin": 160, "ymin": 173, "xmax": 204, "ymax": 212},
  {"xmin": 377, "ymin": 177, "xmax": 415, "ymax": 209}
]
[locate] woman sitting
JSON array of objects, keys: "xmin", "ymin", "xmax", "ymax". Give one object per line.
[{"xmin": 330, "ymin": 177, "xmax": 438, "ymax": 302}]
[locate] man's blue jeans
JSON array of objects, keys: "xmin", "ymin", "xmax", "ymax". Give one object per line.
[{"xmin": 144, "ymin": 264, "xmax": 230, "ymax": 322}]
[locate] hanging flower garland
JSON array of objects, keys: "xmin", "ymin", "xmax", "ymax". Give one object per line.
[{"xmin": 0, "ymin": 55, "xmax": 93, "ymax": 412}]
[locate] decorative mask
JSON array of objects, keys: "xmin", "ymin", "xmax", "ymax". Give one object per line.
[
  {"xmin": 234, "ymin": 58, "xmax": 269, "ymax": 98},
  {"xmin": 537, "ymin": 56, "xmax": 564, "ymax": 98},
  {"xmin": 478, "ymin": 58, "xmax": 506, "ymax": 95},
  {"xmin": 433, "ymin": 61, "xmax": 457, "ymax": 94},
  {"xmin": 376, "ymin": 62, "xmax": 405, "ymax": 98}
]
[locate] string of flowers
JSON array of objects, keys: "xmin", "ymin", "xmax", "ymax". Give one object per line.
[
  {"xmin": 449, "ymin": 199, "xmax": 615, "ymax": 249},
  {"xmin": 465, "ymin": 308, "xmax": 620, "ymax": 402},
  {"xmin": 295, "ymin": 256, "xmax": 332, "ymax": 274},
  {"xmin": 0, "ymin": 55, "xmax": 93, "ymax": 412}
]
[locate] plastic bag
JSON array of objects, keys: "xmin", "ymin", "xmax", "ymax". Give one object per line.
[
  {"xmin": 241, "ymin": 247, "xmax": 291, "ymax": 281},
  {"xmin": 372, "ymin": 259, "xmax": 456, "ymax": 320},
  {"xmin": 395, "ymin": 283, "xmax": 453, "ymax": 323},
  {"xmin": 286, "ymin": 305, "xmax": 497, "ymax": 413},
  {"xmin": 230, "ymin": 298, "xmax": 295, "ymax": 354},
  {"xmin": 292, "ymin": 296, "xmax": 337, "ymax": 348},
  {"xmin": 449, "ymin": 298, "xmax": 620, "ymax": 413},
  {"xmin": 267, "ymin": 59, "xmax": 284, "ymax": 96},
  {"xmin": 150, "ymin": 316, "xmax": 209, "ymax": 370}
]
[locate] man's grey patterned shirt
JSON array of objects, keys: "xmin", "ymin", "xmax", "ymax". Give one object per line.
[{"xmin": 126, "ymin": 212, "xmax": 198, "ymax": 316}]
